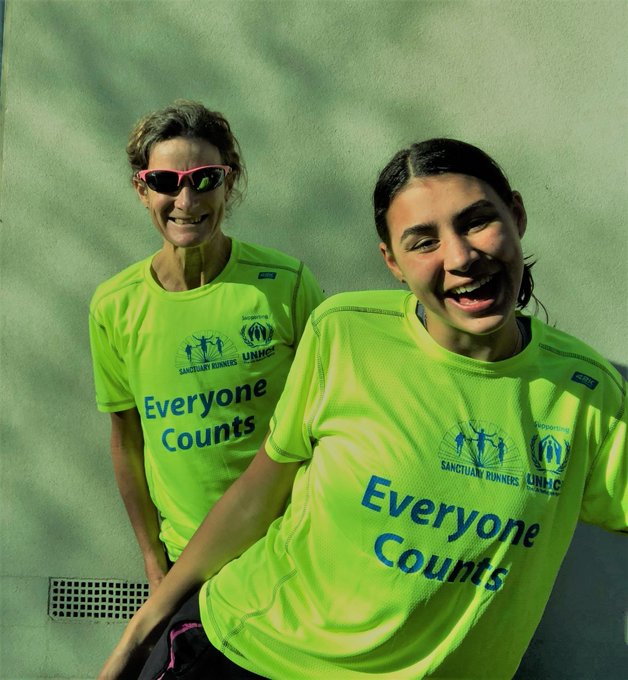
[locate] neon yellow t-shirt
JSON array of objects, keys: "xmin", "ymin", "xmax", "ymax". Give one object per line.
[
  {"xmin": 89, "ymin": 239, "xmax": 323, "ymax": 560},
  {"xmin": 200, "ymin": 290, "xmax": 626, "ymax": 679}
]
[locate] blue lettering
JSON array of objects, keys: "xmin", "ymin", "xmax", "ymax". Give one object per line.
[
  {"xmin": 410, "ymin": 498, "xmax": 436, "ymax": 524},
  {"xmin": 216, "ymin": 389, "xmax": 233, "ymax": 407},
  {"xmin": 398, "ymin": 548, "xmax": 424, "ymax": 574},
  {"xmin": 243, "ymin": 415, "xmax": 256, "ymax": 434},
  {"xmin": 144, "ymin": 396, "xmax": 156, "ymax": 420},
  {"xmin": 254, "ymin": 379, "xmax": 267, "ymax": 398},
  {"xmin": 523, "ymin": 523, "xmax": 541, "ymax": 547},
  {"xmin": 199, "ymin": 391, "xmax": 214, "ymax": 418},
  {"xmin": 433, "ymin": 503, "xmax": 455, "ymax": 528},
  {"xmin": 195, "ymin": 428, "xmax": 212, "ymax": 448},
  {"xmin": 177, "ymin": 431, "xmax": 193, "ymax": 450},
  {"xmin": 471, "ymin": 558, "xmax": 493, "ymax": 586},
  {"xmin": 390, "ymin": 491, "xmax": 414, "ymax": 517},
  {"xmin": 476, "ymin": 514, "xmax": 501, "ymax": 539},
  {"xmin": 161, "ymin": 428, "xmax": 176, "ymax": 452},
  {"xmin": 374, "ymin": 532, "xmax": 403, "ymax": 567},
  {"xmin": 213, "ymin": 423, "xmax": 230, "ymax": 444},
  {"xmin": 156, "ymin": 399, "xmax": 169, "ymax": 418},
  {"xmin": 361, "ymin": 475, "xmax": 391, "ymax": 511},
  {"xmin": 448, "ymin": 507, "xmax": 479, "ymax": 542},
  {"xmin": 235, "ymin": 383, "xmax": 252, "ymax": 402},
  {"xmin": 171, "ymin": 397, "xmax": 185, "ymax": 416},
  {"xmin": 498, "ymin": 519, "xmax": 525, "ymax": 545},
  {"xmin": 485, "ymin": 567, "xmax": 509, "ymax": 592},
  {"xmin": 423, "ymin": 554, "xmax": 452, "ymax": 581}
]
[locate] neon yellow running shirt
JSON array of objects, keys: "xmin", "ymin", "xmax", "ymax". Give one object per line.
[
  {"xmin": 89, "ymin": 239, "xmax": 323, "ymax": 560},
  {"xmin": 200, "ymin": 290, "xmax": 626, "ymax": 679}
]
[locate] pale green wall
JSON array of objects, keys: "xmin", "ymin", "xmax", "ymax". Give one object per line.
[{"xmin": 1, "ymin": 1, "xmax": 626, "ymax": 678}]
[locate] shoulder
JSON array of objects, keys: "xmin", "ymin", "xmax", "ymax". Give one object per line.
[
  {"xmin": 89, "ymin": 257, "xmax": 150, "ymax": 316},
  {"xmin": 312, "ymin": 290, "xmax": 409, "ymax": 328},
  {"xmin": 234, "ymin": 240, "xmax": 305, "ymax": 275},
  {"xmin": 532, "ymin": 317, "xmax": 625, "ymax": 401}
]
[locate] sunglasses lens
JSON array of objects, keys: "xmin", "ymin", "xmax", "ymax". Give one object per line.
[
  {"xmin": 144, "ymin": 171, "xmax": 179, "ymax": 194},
  {"xmin": 191, "ymin": 167, "xmax": 225, "ymax": 192}
]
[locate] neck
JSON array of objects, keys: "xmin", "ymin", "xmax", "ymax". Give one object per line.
[
  {"xmin": 423, "ymin": 312, "xmax": 523, "ymax": 362},
  {"xmin": 152, "ymin": 235, "xmax": 232, "ymax": 292}
]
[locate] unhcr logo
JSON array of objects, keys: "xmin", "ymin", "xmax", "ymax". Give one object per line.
[
  {"xmin": 240, "ymin": 321, "xmax": 275, "ymax": 364},
  {"xmin": 240, "ymin": 321, "xmax": 273, "ymax": 348},
  {"xmin": 526, "ymin": 433, "xmax": 571, "ymax": 497}
]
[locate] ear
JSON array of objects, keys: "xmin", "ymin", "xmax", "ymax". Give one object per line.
[
  {"xmin": 133, "ymin": 177, "xmax": 150, "ymax": 208},
  {"xmin": 379, "ymin": 242, "xmax": 405, "ymax": 284},
  {"xmin": 511, "ymin": 191, "xmax": 527, "ymax": 238}
]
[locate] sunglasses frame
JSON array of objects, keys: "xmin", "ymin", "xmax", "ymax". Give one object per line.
[{"xmin": 136, "ymin": 164, "xmax": 232, "ymax": 194}]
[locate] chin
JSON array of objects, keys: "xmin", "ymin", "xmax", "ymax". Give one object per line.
[{"xmin": 464, "ymin": 313, "xmax": 514, "ymax": 337}]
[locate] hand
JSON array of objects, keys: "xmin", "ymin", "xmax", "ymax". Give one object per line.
[
  {"xmin": 144, "ymin": 548, "xmax": 169, "ymax": 594},
  {"xmin": 98, "ymin": 638, "xmax": 152, "ymax": 680},
  {"xmin": 98, "ymin": 600, "xmax": 164, "ymax": 679}
]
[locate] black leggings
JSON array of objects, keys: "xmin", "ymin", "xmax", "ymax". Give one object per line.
[{"xmin": 138, "ymin": 590, "xmax": 267, "ymax": 679}]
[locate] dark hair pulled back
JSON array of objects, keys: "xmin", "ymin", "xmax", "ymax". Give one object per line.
[{"xmin": 373, "ymin": 138, "xmax": 536, "ymax": 310}]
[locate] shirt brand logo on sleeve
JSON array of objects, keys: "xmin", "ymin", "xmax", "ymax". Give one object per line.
[
  {"xmin": 175, "ymin": 330, "xmax": 238, "ymax": 375},
  {"xmin": 570, "ymin": 372, "xmax": 598, "ymax": 390}
]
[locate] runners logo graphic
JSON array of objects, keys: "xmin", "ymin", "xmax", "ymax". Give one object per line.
[
  {"xmin": 175, "ymin": 331, "xmax": 238, "ymax": 375},
  {"xmin": 240, "ymin": 322, "xmax": 274, "ymax": 348},
  {"xmin": 439, "ymin": 421, "xmax": 521, "ymax": 487}
]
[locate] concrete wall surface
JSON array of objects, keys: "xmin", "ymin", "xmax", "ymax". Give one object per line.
[{"xmin": 0, "ymin": 1, "xmax": 626, "ymax": 678}]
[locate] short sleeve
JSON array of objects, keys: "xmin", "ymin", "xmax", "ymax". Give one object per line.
[
  {"xmin": 266, "ymin": 318, "xmax": 321, "ymax": 463},
  {"xmin": 579, "ymin": 393, "xmax": 627, "ymax": 532},
  {"xmin": 292, "ymin": 263, "xmax": 324, "ymax": 345},
  {"xmin": 88, "ymin": 306, "xmax": 135, "ymax": 413}
]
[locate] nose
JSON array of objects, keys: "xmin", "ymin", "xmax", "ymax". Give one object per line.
[
  {"xmin": 442, "ymin": 233, "xmax": 480, "ymax": 273},
  {"xmin": 173, "ymin": 183, "xmax": 199, "ymax": 211}
]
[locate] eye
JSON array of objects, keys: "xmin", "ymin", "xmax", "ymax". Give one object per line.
[
  {"xmin": 465, "ymin": 213, "xmax": 498, "ymax": 233},
  {"xmin": 408, "ymin": 238, "xmax": 439, "ymax": 253}
]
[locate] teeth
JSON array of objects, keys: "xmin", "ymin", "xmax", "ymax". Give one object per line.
[
  {"xmin": 450, "ymin": 274, "xmax": 493, "ymax": 295},
  {"xmin": 171, "ymin": 216, "xmax": 204, "ymax": 225}
]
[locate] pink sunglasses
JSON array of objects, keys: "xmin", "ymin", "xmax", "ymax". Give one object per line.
[{"xmin": 136, "ymin": 164, "xmax": 232, "ymax": 194}]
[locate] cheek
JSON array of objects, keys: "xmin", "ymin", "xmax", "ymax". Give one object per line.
[
  {"xmin": 149, "ymin": 196, "xmax": 171, "ymax": 216},
  {"xmin": 401, "ymin": 260, "xmax": 437, "ymax": 294}
]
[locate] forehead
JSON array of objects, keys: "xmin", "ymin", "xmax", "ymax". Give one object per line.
[
  {"xmin": 387, "ymin": 174, "xmax": 501, "ymax": 230},
  {"xmin": 147, "ymin": 136, "xmax": 222, "ymax": 169}
]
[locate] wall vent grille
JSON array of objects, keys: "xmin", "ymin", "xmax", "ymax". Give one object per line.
[{"xmin": 48, "ymin": 578, "xmax": 149, "ymax": 620}]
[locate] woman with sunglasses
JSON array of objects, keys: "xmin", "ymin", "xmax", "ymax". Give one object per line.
[
  {"xmin": 99, "ymin": 138, "xmax": 626, "ymax": 679},
  {"xmin": 89, "ymin": 100, "xmax": 323, "ymax": 593}
]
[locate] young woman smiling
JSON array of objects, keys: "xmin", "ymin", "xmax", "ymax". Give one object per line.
[{"xmin": 99, "ymin": 138, "xmax": 625, "ymax": 680}]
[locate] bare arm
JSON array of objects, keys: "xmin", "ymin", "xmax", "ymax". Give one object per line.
[
  {"xmin": 110, "ymin": 408, "xmax": 168, "ymax": 592},
  {"xmin": 99, "ymin": 442, "xmax": 300, "ymax": 679}
]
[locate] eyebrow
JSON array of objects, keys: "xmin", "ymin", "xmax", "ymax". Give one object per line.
[{"xmin": 398, "ymin": 199, "xmax": 498, "ymax": 243}]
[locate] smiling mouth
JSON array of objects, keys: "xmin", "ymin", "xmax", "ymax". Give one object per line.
[
  {"xmin": 446, "ymin": 273, "xmax": 500, "ymax": 306},
  {"xmin": 170, "ymin": 215, "xmax": 208, "ymax": 226}
]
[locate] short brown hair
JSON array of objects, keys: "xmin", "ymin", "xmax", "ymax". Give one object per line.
[{"xmin": 126, "ymin": 99, "xmax": 246, "ymax": 207}]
